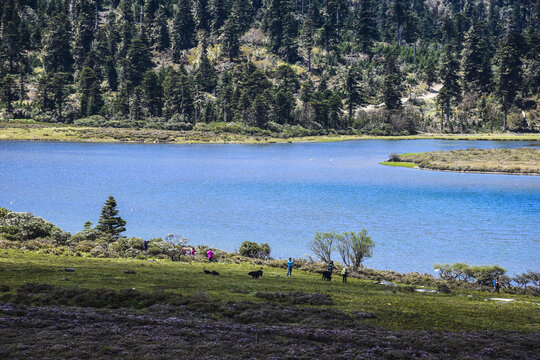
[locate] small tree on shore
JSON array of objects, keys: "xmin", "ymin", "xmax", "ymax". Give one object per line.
[
  {"xmin": 336, "ymin": 229, "xmax": 375, "ymax": 271},
  {"xmin": 309, "ymin": 232, "xmax": 337, "ymax": 263},
  {"xmin": 96, "ymin": 196, "xmax": 126, "ymax": 239}
]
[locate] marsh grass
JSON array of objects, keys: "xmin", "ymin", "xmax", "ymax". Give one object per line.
[
  {"xmin": 0, "ymin": 250, "xmax": 538, "ymax": 332},
  {"xmin": 397, "ymin": 148, "xmax": 540, "ymax": 175},
  {"xmin": 1, "ymin": 121, "xmax": 540, "ymax": 144}
]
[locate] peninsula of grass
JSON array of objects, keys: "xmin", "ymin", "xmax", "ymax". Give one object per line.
[
  {"xmin": 383, "ymin": 148, "xmax": 540, "ymax": 175},
  {"xmin": 2, "ymin": 120, "xmax": 540, "ymax": 144}
]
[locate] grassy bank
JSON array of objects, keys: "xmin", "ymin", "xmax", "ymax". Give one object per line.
[
  {"xmin": 1, "ymin": 121, "xmax": 540, "ymax": 144},
  {"xmin": 1, "ymin": 250, "xmax": 538, "ymax": 332},
  {"xmin": 382, "ymin": 148, "xmax": 540, "ymax": 175}
]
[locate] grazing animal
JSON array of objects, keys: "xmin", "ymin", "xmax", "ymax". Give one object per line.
[
  {"xmin": 204, "ymin": 270, "xmax": 220, "ymax": 276},
  {"xmin": 249, "ymin": 270, "xmax": 263, "ymax": 279},
  {"xmin": 322, "ymin": 271, "xmax": 332, "ymax": 281}
]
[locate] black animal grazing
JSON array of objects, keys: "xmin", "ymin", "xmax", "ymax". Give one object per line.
[
  {"xmin": 322, "ymin": 271, "xmax": 332, "ymax": 281},
  {"xmin": 204, "ymin": 270, "xmax": 220, "ymax": 276},
  {"xmin": 248, "ymin": 270, "xmax": 263, "ymax": 279}
]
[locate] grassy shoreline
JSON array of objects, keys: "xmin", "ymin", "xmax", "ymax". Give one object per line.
[
  {"xmin": 382, "ymin": 148, "xmax": 540, "ymax": 175},
  {"xmin": 1, "ymin": 121, "xmax": 540, "ymax": 144}
]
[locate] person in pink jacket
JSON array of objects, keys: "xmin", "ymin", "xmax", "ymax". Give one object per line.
[{"xmin": 207, "ymin": 249, "xmax": 214, "ymax": 263}]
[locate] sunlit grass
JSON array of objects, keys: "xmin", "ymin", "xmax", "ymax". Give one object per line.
[{"xmin": 1, "ymin": 250, "xmax": 538, "ymax": 332}]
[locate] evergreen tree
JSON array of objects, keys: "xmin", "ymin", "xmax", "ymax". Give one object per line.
[
  {"xmin": 210, "ymin": 0, "xmax": 228, "ymax": 33},
  {"xmin": 130, "ymin": 86, "xmax": 144, "ymax": 120},
  {"xmin": 154, "ymin": 8, "xmax": 171, "ymax": 52},
  {"xmin": 252, "ymin": 92, "xmax": 270, "ymax": 128},
  {"xmin": 78, "ymin": 67, "xmax": 103, "ymax": 117},
  {"xmin": 163, "ymin": 67, "xmax": 194, "ymax": 119},
  {"xmin": 274, "ymin": 64, "xmax": 300, "ymax": 94},
  {"xmin": 344, "ymin": 67, "xmax": 364, "ymax": 122},
  {"xmin": 273, "ymin": 89, "xmax": 294, "ymax": 124},
  {"xmin": 437, "ymin": 45, "xmax": 462, "ymax": 131},
  {"xmin": 37, "ymin": 72, "xmax": 70, "ymax": 121},
  {"xmin": 73, "ymin": 0, "xmax": 96, "ymax": 69},
  {"xmin": 496, "ymin": 33, "xmax": 523, "ymax": 131},
  {"xmin": 124, "ymin": 35, "xmax": 154, "ymax": 91},
  {"xmin": 172, "ymin": 0, "xmax": 196, "ymax": 62},
  {"xmin": 195, "ymin": 38, "xmax": 218, "ymax": 92},
  {"xmin": 217, "ymin": 71, "xmax": 234, "ymax": 121},
  {"xmin": 222, "ymin": 15, "xmax": 240, "ymax": 61},
  {"xmin": 383, "ymin": 56, "xmax": 402, "ymax": 110},
  {"xmin": 461, "ymin": 19, "xmax": 492, "ymax": 94},
  {"xmin": 141, "ymin": 70, "xmax": 163, "ymax": 117},
  {"xmin": 195, "ymin": 0, "xmax": 211, "ymax": 32},
  {"xmin": 42, "ymin": 13, "xmax": 73, "ymax": 73},
  {"xmin": 96, "ymin": 195, "xmax": 127, "ymax": 239},
  {"xmin": 263, "ymin": 0, "xmax": 298, "ymax": 62},
  {"xmin": 0, "ymin": 74, "xmax": 19, "ymax": 113},
  {"xmin": 302, "ymin": 2, "xmax": 317, "ymax": 71},
  {"xmin": 230, "ymin": 0, "xmax": 253, "ymax": 34},
  {"xmin": 0, "ymin": 0, "xmax": 28, "ymax": 74},
  {"xmin": 356, "ymin": 0, "xmax": 378, "ymax": 53}
]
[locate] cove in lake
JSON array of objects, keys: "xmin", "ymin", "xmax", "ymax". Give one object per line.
[{"xmin": 1, "ymin": 140, "xmax": 539, "ymax": 275}]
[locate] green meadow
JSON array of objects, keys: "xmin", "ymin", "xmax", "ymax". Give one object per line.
[{"xmin": 1, "ymin": 250, "xmax": 538, "ymax": 332}]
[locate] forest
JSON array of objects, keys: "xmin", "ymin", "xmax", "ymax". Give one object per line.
[{"xmin": 0, "ymin": 0, "xmax": 538, "ymax": 136}]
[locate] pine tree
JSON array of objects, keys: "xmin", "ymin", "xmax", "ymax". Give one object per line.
[
  {"xmin": 141, "ymin": 70, "xmax": 163, "ymax": 117},
  {"xmin": 0, "ymin": 74, "xmax": 19, "ymax": 113},
  {"xmin": 217, "ymin": 71, "xmax": 234, "ymax": 121},
  {"xmin": 78, "ymin": 67, "xmax": 103, "ymax": 117},
  {"xmin": 96, "ymin": 195, "xmax": 126, "ymax": 239},
  {"xmin": 230, "ymin": 0, "xmax": 253, "ymax": 34},
  {"xmin": 252, "ymin": 92, "xmax": 270, "ymax": 128},
  {"xmin": 210, "ymin": 0, "xmax": 228, "ymax": 33},
  {"xmin": 344, "ymin": 67, "xmax": 364, "ymax": 122},
  {"xmin": 172, "ymin": 0, "xmax": 196, "ymax": 62},
  {"xmin": 221, "ymin": 15, "xmax": 240, "ymax": 61},
  {"xmin": 461, "ymin": 19, "xmax": 492, "ymax": 94},
  {"xmin": 73, "ymin": 0, "xmax": 96, "ymax": 69},
  {"xmin": 0, "ymin": 0, "xmax": 28, "ymax": 74},
  {"xmin": 124, "ymin": 35, "xmax": 154, "ymax": 91},
  {"xmin": 356, "ymin": 0, "xmax": 378, "ymax": 53},
  {"xmin": 42, "ymin": 13, "xmax": 74, "ymax": 73},
  {"xmin": 383, "ymin": 56, "xmax": 402, "ymax": 110},
  {"xmin": 437, "ymin": 45, "xmax": 462, "ymax": 131},
  {"xmin": 195, "ymin": 0, "xmax": 211, "ymax": 32},
  {"xmin": 194, "ymin": 37, "xmax": 218, "ymax": 92},
  {"xmin": 163, "ymin": 67, "xmax": 194, "ymax": 119},
  {"xmin": 273, "ymin": 89, "xmax": 294, "ymax": 124},
  {"xmin": 496, "ymin": 33, "xmax": 523, "ymax": 131},
  {"xmin": 263, "ymin": 0, "xmax": 298, "ymax": 62},
  {"xmin": 37, "ymin": 72, "xmax": 70, "ymax": 121}
]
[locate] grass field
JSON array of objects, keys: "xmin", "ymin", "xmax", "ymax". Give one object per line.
[
  {"xmin": 1, "ymin": 121, "xmax": 540, "ymax": 144},
  {"xmin": 1, "ymin": 250, "xmax": 538, "ymax": 332},
  {"xmin": 382, "ymin": 148, "xmax": 540, "ymax": 175}
]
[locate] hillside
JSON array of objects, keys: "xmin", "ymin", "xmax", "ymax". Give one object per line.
[{"xmin": 0, "ymin": 0, "xmax": 539, "ymax": 138}]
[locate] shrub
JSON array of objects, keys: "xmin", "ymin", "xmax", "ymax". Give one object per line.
[
  {"xmin": 434, "ymin": 263, "xmax": 506, "ymax": 286},
  {"xmin": 239, "ymin": 241, "xmax": 271, "ymax": 259},
  {"xmin": 0, "ymin": 211, "xmax": 70, "ymax": 244},
  {"xmin": 74, "ymin": 115, "xmax": 107, "ymax": 127}
]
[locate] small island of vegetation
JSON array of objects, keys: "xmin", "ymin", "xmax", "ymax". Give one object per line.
[{"xmin": 381, "ymin": 147, "xmax": 540, "ymax": 175}]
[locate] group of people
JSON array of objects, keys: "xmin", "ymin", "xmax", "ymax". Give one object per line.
[
  {"xmin": 287, "ymin": 258, "xmax": 349, "ymax": 283},
  {"xmin": 181, "ymin": 247, "xmax": 215, "ymax": 262}
]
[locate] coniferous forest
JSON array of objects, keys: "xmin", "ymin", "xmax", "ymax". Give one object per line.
[{"xmin": 0, "ymin": 0, "xmax": 538, "ymax": 136}]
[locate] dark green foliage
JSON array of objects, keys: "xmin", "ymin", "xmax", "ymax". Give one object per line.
[
  {"xmin": 42, "ymin": 13, "xmax": 73, "ymax": 74},
  {"xmin": 344, "ymin": 67, "xmax": 364, "ymax": 122},
  {"xmin": 78, "ymin": 67, "xmax": 103, "ymax": 117},
  {"xmin": 239, "ymin": 241, "xmax": 271, "ymax": 259},
  {"xmin": 124, "ymin": 35, "xmax": 154, "ymax": 91},
  {"xmin": 36, "ymin": 72, "xmax": 71, "ymax": 121},
  {"xmin": 263, "ymin": 0, "xmax": 298, "ymax": 62},
  {"xmin": 461, "ymin": 19, "xmax": 492, "ymax": 93},
  {"xmin": 356, "ymin": 0, "xmax": 378, "ymax": 53},
  {"xmin": 383, "ymin": 56, "xmax": 402, "ymax": 110},
  {"xmin": 195, "ymin": 39, "xmax": 218, "ymax": 93},
  {"xmin": 141, "ymin": 71, "xmax": 163, "ymax": 117},
  {"xmin": 0, "ymin": 74, "xmax": 18, "ymax": 113},
  {"xmin": 195, "ymin": 0, "xmax": 211, "ymax": 32},
  {"xmin": 496, "ymin": 33, "xmax": 523, "ymax": 130},
  {"xmin": 438, "ymin": 45, "xmax": 461, "ymax": 128},
  {"xmin": 163, "ymin": 67, "xmax": 194, "ymax": 119},
  {"xmin": 96, "ymin": 195, "xmax": 126, "ymax": 239},
  {"xmin": 73, "ymin": 0, "xmax": 96, "ymax": 70},
  {"xmin": 172, "ymin": 0, "xmax": 196, "ymax": 61}
]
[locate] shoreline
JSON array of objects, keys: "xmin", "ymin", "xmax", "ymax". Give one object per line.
[{"xmin": 1, "ymin": 122, "xmax": 540, "ymax": 144}]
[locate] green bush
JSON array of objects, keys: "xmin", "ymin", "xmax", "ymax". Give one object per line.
[
  {"xmin": 239, "ymin": 241, "xmax": 271, "ymax": 259},
  {"xmin": 0, "ymin": 211, "xmax": 70, "ymax": 244},
  {"xmin": 74, "ymin": 115, "xmax": 107, "ymax": 127}
]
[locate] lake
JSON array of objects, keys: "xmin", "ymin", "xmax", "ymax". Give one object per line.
[{"xmin": 1, "ymin": 140, "xmax": 539, "ymax": 275}]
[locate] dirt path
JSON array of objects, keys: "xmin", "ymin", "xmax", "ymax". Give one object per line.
[{"xmin": 362, "ymin": 84, "xmax": 443, "ymax": 111}]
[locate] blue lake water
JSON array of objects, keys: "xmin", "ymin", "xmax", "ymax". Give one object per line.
[{"xmin": 1, "ymin": 140, "xmax": 539, "ymax": 275}]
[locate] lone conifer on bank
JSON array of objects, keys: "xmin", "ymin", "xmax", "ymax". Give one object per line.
[{"xmin": 96, "ymin": 196, "xmax": 126, "ymax": 239}]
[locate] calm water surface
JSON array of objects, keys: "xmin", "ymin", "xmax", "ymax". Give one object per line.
[{"xmin": 1, "ymin": 140, "xmax": 539, "ymax": 274}]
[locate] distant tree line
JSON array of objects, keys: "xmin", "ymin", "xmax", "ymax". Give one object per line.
[{"xmin": 0, "ymin": 0, "xmax": 538, "ymax": 134}]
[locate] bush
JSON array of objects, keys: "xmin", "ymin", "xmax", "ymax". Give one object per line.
[
  {"xmin": 74, "ymin": 115, "xmax": 107, "ymax": 127},
  {"xmin": 0, "ymin": 211, "xmax": 70, "ymax": 244},
  {"xmin": 434, "ymin": 263, "xmax": 506, "ymax": 286},
  {"xmin": 239, "ymin": 241, "xmax": 271, "ymax": 259}
]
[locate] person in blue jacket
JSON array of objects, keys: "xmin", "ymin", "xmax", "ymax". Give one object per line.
[{"xmin": 287, "ymin": 258, "xmax": 295, "ymax": 277}]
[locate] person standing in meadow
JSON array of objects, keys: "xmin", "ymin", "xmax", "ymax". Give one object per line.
[
  {"xmin": 207, "ymin": 249, "xmax": 214, "ymax": 263},
  {"xmin": 341, "ymin": 267, "xmax": 348, "ymax": 283},
  {"xmin": 287, "ymin": 258, "xmax": 295, "ymax": 277}
]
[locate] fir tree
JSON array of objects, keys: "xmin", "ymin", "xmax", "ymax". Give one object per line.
[
  {"xmin": 96, "ymin": 195, "xmax": 127, "ymax": 239},
  {"xmin": 73, "ymin": 0, "xmax": 96, "ymax": 70},
  {"xmin": 0, "ymin": 74, "xmax": 19, "ymax": 113},
  {"xmin": 195, "ymin": 0, "xmax": 211, "ymax": 32},
  {"xmin": 356, "ymin": 0, "xmax": 378, "ymax": 54},
  {"xmin": 163, "ymin": 67, "xmax": 194, "ymax": 119},
  {"xmin": 437, "ymin": 45, "xmax": 462, "ymax": 131},
  {"xmin": 230, "ymin": 0, "xmax": 253, "ymax": 34},
  {"xmin": 154, "ymin": 8, "xmax": 171, "ymax": 52},
  {"xmin": 273, "ymin": 89, "xmax": 294, "ymax": 124},
  {"xmin": 217, "ymin": 71, "xmax": 234, "ymax": 121},
  {"xmin": 42, "ymin": 13, "xmax": 73, "ymax": 74},
  {"xmin": 0, "ymin": 0, "xmax": 28, "ymax": 74},
  {"xmin": 172, "ymin": 0, "xmax": 196, "ymax": 62},
  {"xmin": 78, "ymin": 67, "xmax": 103, "ymax": 117},
  {"xmin": 221, "ymin": 15, "xmax": 240, "ymax": 61},
  {"xmin": 496, "ymin": 33, "xmax": 523, "ymax": 131},
  {"xmin": 252, "ymin": 92, "xmax": 270, "ymax": 128},
  {"xmin": 344, "ymin": 66, "xmax": 364, "ymax": 122},
  {"xmin": 141, "ymin": 70, "xmax": 163, "ymax": 117},
  {"xmin": 383, "ymin": 56, "xmax": 402, "ymax": 110},
  {"xmin": 461, "ymin": 19, "xmax": 492, "ymax": 94},
  {"xmin": 210, "ymin": 0, "xmax": 228, "ymax": 33},
  {"xmin": 194, "ymin": 37, "xmax": 218, "ymax": 92},
  {"xmin": 124, "ymin": 35, "xmax": 154, "ymax": 91},
  {"xmin": 37, "ymin": 72, "xmax": 70, "ymax": 121}
]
